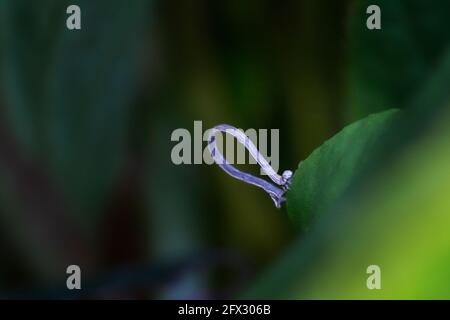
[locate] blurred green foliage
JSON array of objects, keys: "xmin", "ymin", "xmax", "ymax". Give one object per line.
[
  {"xmin": 1, "ymin": 0, "xmax": 147, "ymax": 224},
  {"xmin": 245, "ymin": 107, "xmax": 450, "ymax": 298},
  {"xmin": 0, "ymin": 0, "xmax": 449, "ymax": 299}
]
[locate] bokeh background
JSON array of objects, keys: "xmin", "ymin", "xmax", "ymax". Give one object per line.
[{"xmin": 0, "ymin": 0, "xmax": 449, "ymax": 299}]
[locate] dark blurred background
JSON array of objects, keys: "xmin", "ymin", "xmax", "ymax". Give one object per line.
[{"xmin": 0, "ymin": 0, "xmax": 449, "ymax": 299}]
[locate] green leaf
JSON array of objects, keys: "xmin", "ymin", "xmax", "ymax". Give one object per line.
[
  {"xmin": 0, "ymin": 0, "xmax": 148, "ymax": 225},
  {"xmin": 287, "ymin": 109, "xmax": 400, "ymax": 231}
]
